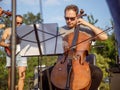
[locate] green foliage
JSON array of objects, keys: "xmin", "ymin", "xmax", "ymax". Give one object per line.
[
  {"xmin": 25, "ymin": 56, "xmax": 57, "ymax": 79},
  {"xmin": 0, "ymin": 49, "xmax": 8, "ymax": 89},
  {"xmin": 0, "ymin": 15, "xmax": 11, "ymax": 27},
  {"xmin": 90, "ymin": 28, "xmax": 115, "ymax": 90},
  {"xmin": 24, "ymin": 56, "xmax": 57, "ymax": 89},
  {"xmin": 0, "ymin": 50, "xmax": 58, "ymax": 90},
  {"xmin": 92, "ymin": 33, "xmax": 117, "ymax": 65},
  {"xmin": 93, "ymin": 53, "xmax": 111, "ymax": 90},
  {"xmin": 87, "ymin": 14, "xmax": 115, "ymax": 90},
  {"xmin": 23, "ymin": 12, "xmax": 41, "ymax": 25},
  {"xmin": 87, "ymin": 14, "xmax": 98, "ymax": 25}
]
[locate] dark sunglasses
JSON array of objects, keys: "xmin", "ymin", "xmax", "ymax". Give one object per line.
[
  {"xmin": 64, "ymin": 17, "xmax": 76, "ymax": 21},
  {"xmin": 16, "ymin": 22, "xmax": 23, "ymax": 25}
]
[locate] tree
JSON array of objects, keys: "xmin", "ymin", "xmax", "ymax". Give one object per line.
[
  {"xmin": 87, "ymin": 14, "xmax": 98, "ymax": 25},
  {"xmin": 23, "ymin": 12, "xmax": 41, "ymax": 25},
  {"xmin": 0, "ymin": 15, "xmax": 11, "ymax": 27},
  {"xmin": 87, "ymin": 14, "xmax": 115, "ymax": 90},
  {"xmin": 0, "ymin": 50, "xmax": 8, "ymax": 89}
]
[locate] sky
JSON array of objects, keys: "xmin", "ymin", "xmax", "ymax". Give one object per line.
[{"xmin": 0, "ymin": 0, "xmax": 112, "ymax": 29}]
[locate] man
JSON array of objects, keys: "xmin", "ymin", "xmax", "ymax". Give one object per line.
[
  {"xmin": 59, "ymin": 4, "xmax": 108, "ymax": 90},
  {"xmin": 0, "ymin": 15, "xmax": 27, "ymax": 90}
]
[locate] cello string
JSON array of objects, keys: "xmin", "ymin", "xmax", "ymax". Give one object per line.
[{"xmin": 64, "ymin": 26, "xmax": 113, "ymax": 54}]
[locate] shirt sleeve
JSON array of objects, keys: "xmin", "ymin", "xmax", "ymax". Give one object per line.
[{"xmin": 79, "ymin": 25, "xmax": 95, "ymax": 37}]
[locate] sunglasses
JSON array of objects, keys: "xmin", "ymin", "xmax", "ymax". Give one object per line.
[
  {"xmin": 64, "ymin": 17, "xmax": 76, "ymax": 21},
  {"xmin": 16, "ymin": 22, "xmax": 23, "ymax": 25}
]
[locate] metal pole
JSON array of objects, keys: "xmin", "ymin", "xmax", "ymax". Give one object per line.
[
  {"xmin": 38, "ymin": 0, "xmax": 44, "ymax": 90},
  {"xmin": 11, "ymin": 0, "xmax": 16, "ymax": 90}
]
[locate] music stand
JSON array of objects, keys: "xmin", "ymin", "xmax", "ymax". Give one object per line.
[
  {"xmin": 17, "ymin": 23, "xmax": 63, "ymax": 56},
  {"xmin": 17, "ymin": 23, "xmax": 64, "ymax": 89}
]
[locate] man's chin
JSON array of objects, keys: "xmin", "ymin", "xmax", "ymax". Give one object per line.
[{"xmin": 68, "ymin": 25, "xmax": 73, "ymax": 29}]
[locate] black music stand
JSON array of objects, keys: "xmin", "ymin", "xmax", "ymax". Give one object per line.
[{"xmin": 17, "ymin": 23, "xmax": 64, "ymax": 90}]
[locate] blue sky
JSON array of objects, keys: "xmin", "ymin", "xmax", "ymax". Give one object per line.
[{"xmin": 0, "ymin": 0, "xmax": 112, "ymax": 28}]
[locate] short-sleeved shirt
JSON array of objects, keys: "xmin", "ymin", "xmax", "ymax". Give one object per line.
[
  {"xmin": 59, "ymin": 25, "xmax": 95, "ymax": 38},
  {"xmin": 59, "ymin": 25, "xmax": 95, "ymax": 49}
]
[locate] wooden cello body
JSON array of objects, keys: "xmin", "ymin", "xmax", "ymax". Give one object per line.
[{"xmin": 51, "ymin": 31, "xmax": 92, "ymax": 90}]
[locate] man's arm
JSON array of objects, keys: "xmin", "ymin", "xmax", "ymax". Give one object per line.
[
  {"xmin": 0, "ymin": 39, "xmax": 9, "ymax": 47},
  {"xmin": 0, "ymin": 28, "xmax": 10, "ymax": 47},
  {"xmin": 78, "ymin": 18, "xmax": 108, "ymax": 41}
]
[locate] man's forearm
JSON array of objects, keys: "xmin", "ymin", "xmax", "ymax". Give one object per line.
[{"xmin": 0, "ymin": 41, "xmax": 9, "ymax": 47}]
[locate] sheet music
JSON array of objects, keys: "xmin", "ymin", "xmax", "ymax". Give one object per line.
[{"xmin": 17, "ymin": 23, "xmax": 64, "ymax": 56}]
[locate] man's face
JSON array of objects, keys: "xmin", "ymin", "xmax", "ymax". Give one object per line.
[
  {"xmin": 16, "ymin": 16, "xmax": 23, "ymax": 27},
  {"xmin": 64, "ymin": 10, "xmax": 77, "ymax": 29}
]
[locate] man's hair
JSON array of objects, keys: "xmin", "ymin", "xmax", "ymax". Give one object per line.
[
  {"xmin": 64, "ymin": 4, "xmax": 79, "ymax": 15},
  {"xmin": 16, "ymin": 15, "xmax": 23, "ymax": 19}
]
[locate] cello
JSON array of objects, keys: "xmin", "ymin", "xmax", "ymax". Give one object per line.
[{"xmin": 51, "ymin": 9, "xmax": 91, "ymax": 90}]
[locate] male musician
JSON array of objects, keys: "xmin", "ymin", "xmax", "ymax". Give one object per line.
[
  {"xmin": 59, "ymin": 4, "xmax": 108, "ymax": 90},
  {"xmin": 0, "ymin": 15, "xmax": 27, "ymax": 90}
]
